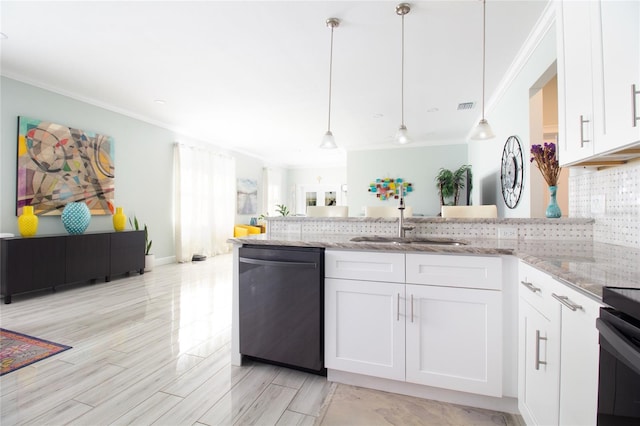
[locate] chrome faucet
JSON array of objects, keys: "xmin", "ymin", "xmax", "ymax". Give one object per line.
[{"xmin": 397, "ymin": 185, "xmax": 414, "ymax": 238}]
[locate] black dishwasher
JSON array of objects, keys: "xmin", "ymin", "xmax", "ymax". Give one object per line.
[{"xmin": 239, "ymin": 245, "xmax": 325, "ymax": 374}]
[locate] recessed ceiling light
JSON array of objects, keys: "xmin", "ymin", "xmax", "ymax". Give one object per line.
[
  {"xmin": 154, "ymin": 99, "xmax": 166, "ymax": 105},
  {"xmin": 0, "ymin": 33, "xmax": 8, "ymax": 39},
  {"xmin": 426, "ymin": 107, "xmax": 439, "ymax": 113},
  {"xmin": 373, "ymin": 113, "xmax": 384, "ymax": 119}
]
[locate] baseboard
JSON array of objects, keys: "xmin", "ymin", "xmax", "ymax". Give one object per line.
[{"xmin": 327, "ymin": 369, "xmax": 520, "ymax": 415}]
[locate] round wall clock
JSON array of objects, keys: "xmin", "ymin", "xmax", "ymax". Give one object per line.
[{"xmin": 500, "ymin": 135, "xmax": 524, "ymax": 209}]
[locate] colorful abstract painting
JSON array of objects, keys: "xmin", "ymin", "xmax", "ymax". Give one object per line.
[
  {"xmin": 368, "ymin": 177, "xmax": 413, "ymax": 201},
  {"xmin": 17, "ymin": 117, "xmax": 115, "ymax": 216}
]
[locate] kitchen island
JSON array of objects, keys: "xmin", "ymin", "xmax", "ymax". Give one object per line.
[
  {"xmin": 228, "ymin": 216, "xmax": 640, "ymax": 419},
  {"xmin": 230, "ymin": 226, "xmax": 640, "ymax": 298}
]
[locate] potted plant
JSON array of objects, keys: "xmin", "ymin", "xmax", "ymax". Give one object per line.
[
  {"xmin": 435, "ymin": 165, "xmax": 472, "ymax": 206},
  {"xmin": 275, "ymin": 204, "xmax": 290, "ymax": 216},
  {"xmin": 130, "ymin": 216, "xmax": 154, "ymax": 271}
]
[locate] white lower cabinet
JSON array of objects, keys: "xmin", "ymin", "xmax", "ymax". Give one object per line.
[
  {"xmin": 325, "ymin": 250, "xmax": 503, "ymax": 398},
  {"xmin": 519, "ymin": 296, "xmax": 561, "ymax": 426},
  {"xmin": 557, "ymin": 284, "xmax": 601, "ymax": 426},
  {"xmin": 518, "ymin": 261, "xmax": 602, "ymax": 426},
  {"xmin": 405, "ymin": 284, "xmax": 502, "ymax": 396},
  {"xmin": 325, "ymin": 278, "xmax": 405, "ymax": 380}
]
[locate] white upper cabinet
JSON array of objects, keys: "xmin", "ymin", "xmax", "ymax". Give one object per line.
[
  {"xmin": 557, "ymin": 0, "xmax": 640, "ymax": 166},
  {"xmin": 594, "ymin": 0, "xmax": 640, "ymax": 148},
  {"xmin": 557, "ymin": 0, "xmax": 595, "ymax": 165}
]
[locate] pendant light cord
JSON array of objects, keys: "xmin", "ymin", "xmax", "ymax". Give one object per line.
[
  {"xmin": 481, "ymin": 0, "xmax": 486, "ymax": 120},
  {"xmin": 401, "ymin": 12, "xmax": 405, "ymax": 127},
  {"xmin": 327, "ymin": 24, "xmax": 334, "ymax": 132}
]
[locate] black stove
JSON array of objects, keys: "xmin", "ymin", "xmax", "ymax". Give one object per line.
[
  {"xmin": 602, "ymin": 287, "xmax": 640, "ymax": 323},
  {"xmin": 597, "ymin": 287, "xmax": 640, "ymax": 425}
]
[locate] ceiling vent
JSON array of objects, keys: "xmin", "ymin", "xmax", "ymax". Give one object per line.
[{"xmin": 457, "ymin": 102, "xmax": 475, "ymax": 110}]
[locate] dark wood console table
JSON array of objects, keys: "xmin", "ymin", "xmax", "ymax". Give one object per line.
[{"xmin": 0, "ymin": 231, "xmax": 145, "ymax": 304}]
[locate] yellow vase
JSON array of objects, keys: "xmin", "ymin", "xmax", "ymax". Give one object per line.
[
  {"xmin": 18, "ymin": 205, "xmax": 38, "ymax": 237},
  {"xmin": 113, "ymin": 207, "xmax": 126, "ymax": 232}
]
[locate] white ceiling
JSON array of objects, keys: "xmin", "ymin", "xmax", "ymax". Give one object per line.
[{"xmin": 0, "ymin": 0, "xmax": 549, "ymax": 168}]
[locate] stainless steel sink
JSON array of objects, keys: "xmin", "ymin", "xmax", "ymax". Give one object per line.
[{"xmin": 350, "ymin": 236, "xmax": 467, "ymax": 246}]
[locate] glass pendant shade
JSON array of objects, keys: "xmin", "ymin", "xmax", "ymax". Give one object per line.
[
  {"xmin": 320, "ymin": 130, "xmax": 337, "ymax": 149},
  {"xmin": 394, "ymin": 125, "xmax": 411, "ymax": 145},
  {"xmin": 470, "ymin": 118, "xmax": 495, "ymax": 140}
]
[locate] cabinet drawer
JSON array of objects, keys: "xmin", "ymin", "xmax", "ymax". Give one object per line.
[
  {"xmin": 325, "ymin": 250, "xmax": 405, "ymax": 283},
  {"xmin": 406, "ymin": 254, "xmax": 502, "ymax": 290},
  {"xmin": 518, "ymin": 262, "xmax": 561, "ymax": 319}
]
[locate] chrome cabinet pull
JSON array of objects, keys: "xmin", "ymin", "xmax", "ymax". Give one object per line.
[
  {"xmin": 535, "ymin": 330, "xmax": 547, "ymax": 370},
  {"xmin": 552, "ymin": 293, "xmax": 583, "ymax": 311},
  {"xmin": 580, "ymin": 115, "xmax": 590, "ymax": 147},
  {"xmin": 633, "ymin": 84, "xmax": 639, "ymax": 127},
  {"xmin": 397, "ymin": 293, "xmax": 400, "ymax": 322},
  {"xmin": 520, "ymin": 280, "xmax": 541, "ymax": 293},
  {"xmin": 410, "ymin": 294, "xmax": 414, "ymax": 323}
]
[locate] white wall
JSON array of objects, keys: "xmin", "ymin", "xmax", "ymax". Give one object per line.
[
  {"xmin": 0, "ymin": 77, "xmax": 265, "ymax": 259},
  {"xmin": 468, "ymin": 24, "xmax": 557, "ymax": 218},
  {"xmin": 287, "ymin": 167, "xmax": 346, "ymax": 215},
  {"xmin": 347, "ymin": 144, "xmax": 468, "ymax": 217}
]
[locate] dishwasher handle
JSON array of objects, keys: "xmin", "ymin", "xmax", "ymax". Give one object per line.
[{"xmin": 239, "ymin": 257, "xmax": 318, "ymax": 269}]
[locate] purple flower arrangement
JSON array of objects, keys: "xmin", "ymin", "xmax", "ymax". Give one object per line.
[{"xmin": 530, "ymin": 142, "xmax": 561, "ymax": 187}]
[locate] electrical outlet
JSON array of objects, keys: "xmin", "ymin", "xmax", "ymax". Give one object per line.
[
  {"xmin": 591, "ymin": 194, "xmax": 606, "ymax": 215},
  {"xmin": 498, "ymin": 227, "xmax": 517, "ymax": 239}
]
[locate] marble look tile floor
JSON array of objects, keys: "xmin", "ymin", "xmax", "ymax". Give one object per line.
[
  {"xmin": 317, "ymin": 385, "xmax": 524, "ymax": 426},
  {"xmin": 1, "ymin": 254, "xmax": 520, "ymax": 425}
]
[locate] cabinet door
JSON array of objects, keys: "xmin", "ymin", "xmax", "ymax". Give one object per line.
[
  {"xmin": 595, "ymin": 0, "xmax": 640, "ymax": 149},
  {"xmin": 518, "ymin": 299, "xmax": 561, "ymax": 426},
  {"xmin": 556, "ymin": 287, "xmax": 601, "ymax": 426},
  {"xmin": 405, "ymin": 284, "xmax": 502, "ymax": 397},
  {"xmin": 66, "ymin": 234, "xmax": 109, "ymax": 283},
  {"xmin": 558, "ymin": 0, "xmax": 596, "ymax": 165},
  {"xmin": 110, "ymin": 231, "xmax": 145, "ymax": 277},
  {"xmin": 1, "ymin": 237, "xmax": 65, "ymax": 296},
  {"xmin": 325, "ymin": 278, "xmax": 405, "ymax": 381}
]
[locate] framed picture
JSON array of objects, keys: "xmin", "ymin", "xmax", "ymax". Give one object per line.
[
  {"xmin": 237, "ymin": 178, "xmax": 257, "ymax": 215},
  {"xmin": 17, "ymin": 117, "xmax": 115, "ymax": 215}
]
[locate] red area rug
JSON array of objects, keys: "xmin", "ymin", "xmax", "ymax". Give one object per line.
[{"xmin": 0, "ymin": 328, "xmax": 72, "ymax": 376}]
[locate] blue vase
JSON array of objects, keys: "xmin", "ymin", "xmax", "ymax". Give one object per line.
[
  {"xmin": 61, "ymin": 202, "xmax": 91, "ymax": 234},
  {"xmin": 545, "ymin": 186, "xmax": 562, "ymax": 218}
]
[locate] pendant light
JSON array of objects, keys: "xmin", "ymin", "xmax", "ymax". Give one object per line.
[
  {"xmin": 470, "ymin": 0, "xmax": 495, "ymax": 140},
  {"xmin": 320, "ymin": 18, "xmax": 340, "ymax": 149},
  {"xmin": 394, "ymin": 3, "xmax": 411, "ymax": 145}
]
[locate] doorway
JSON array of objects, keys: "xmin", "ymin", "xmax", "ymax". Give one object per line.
[{"xmin": 529, "ymin": 71, "xmax": 569, "ymax": 217}]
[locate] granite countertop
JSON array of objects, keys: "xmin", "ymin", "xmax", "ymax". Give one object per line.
[{"xmin": 229, "ymin": 233, "xmax": 640, "ymax": 300}]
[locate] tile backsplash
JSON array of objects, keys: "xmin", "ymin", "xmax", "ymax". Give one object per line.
[
  {"xmin": 267, "ymin": 217, "xmax": 594, "ymax": 243},
  {"xmin": 569, "ymin": 160, "xmax": 640, "ymax": 248}
]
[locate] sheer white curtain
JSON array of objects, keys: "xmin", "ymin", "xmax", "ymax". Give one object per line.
[
  {"xmin": 261, "ymin": 167, "xmax": 286, "ymax": 216},
  {"xmin": 174, "ymin": 143, "xmax": 236, "ymax": 262}
]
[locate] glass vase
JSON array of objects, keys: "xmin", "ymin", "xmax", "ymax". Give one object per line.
[{"xmin": 545, "ymin": 185, "xmax": 562, "ymax": 218}]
